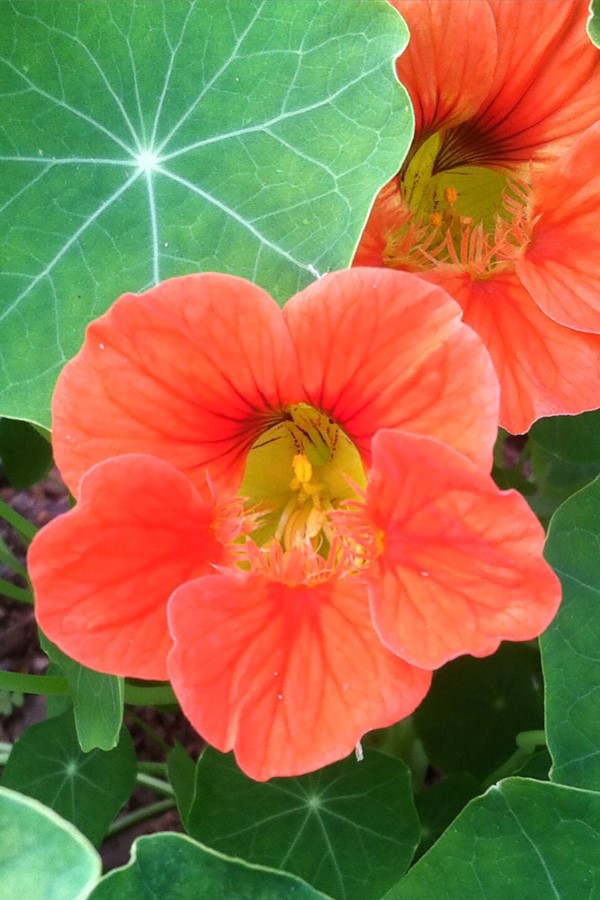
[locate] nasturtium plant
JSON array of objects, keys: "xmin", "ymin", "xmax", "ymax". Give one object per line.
[
  {"xmin": 589, "ymin": 0, "xmax": 600, "ymax": 48},
  {"xmin": 0, "ymin": 0, "xmax": 412, "ymax": 426},
  {"xmin": 0, "ymin": 710, "xmax": 136, "ymax": 845},
  {"xmin": 0, "ymin": 786, "xmax": 101, "ymax": 900},
  {"xmin": 541, "ymin": 474, "xmax": 600, "ymax": 792},
  {"xmin": 41, "ymin": 635, "xmax": 124, "ymax": 752},
  {"xmin": 2, "ymin": 0, "xmax": 600, "ymax": 896},
  {"xmin": 386, "ymin": 778, "xmax": 600, "ymax": 900},
  {"xmin": 184, "ymin": 748, "xmax": 420, "ymax": 900},
  {"xmin": 89, "ymin": 833, "xmax": 330, "ymax": 900}
]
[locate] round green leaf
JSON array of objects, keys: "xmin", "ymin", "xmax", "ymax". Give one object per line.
[
  {"xmin": 530, "ymin": 410, "xmax": 600, "ymax": 466},
  {"xmin": 0, "ymin": 0, "xmax": 412, "ymax": 426},
  {"xmin": 386, "ymin": 778, "xmax": 600, "ymax": 899},
  {"xmin": 541, "ymin": 474, "xmax": 600, "ymax": 791},
  {"xmin": 89, "ymin": 833, "xmax": 329, "ymax": 900},
  {"xmin": 0, "ymin": 418, "xmax": 52, "ymax": 488},
  {"xmin": 414, "ymin": 774, "xmax": 478, "ymax": 858},
  {"xmin": 184, "ymin": 747, "xmax": 419, "ymax": 900},
  {"xmin": 412, "ymin": 643, "xmax": 544, "ymax": 780},
  {"xmin": 0, "ymin": 785, "xmax": 101, "ymax": 900},
  {"xmin": 0, "ymin": 710, "xmax": 137, "ymax": 845}
]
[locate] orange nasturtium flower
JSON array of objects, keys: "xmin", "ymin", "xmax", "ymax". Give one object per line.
[
  {"xmin": 29, "ymin": 270, "xmax": 560, "ymax": 780},
  {"xmin": 355, "ymin": 0, "xmax": 600, "ymax": 434}
]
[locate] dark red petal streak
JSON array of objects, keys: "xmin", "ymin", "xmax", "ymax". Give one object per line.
[
  {"xmin": 517, "ymin": 123, "xmax": 600, "ymax": 334},
  {"xmin": 29, "ymin": 455, "xmax": 231, "ymax": 680},
  {"xmin": 53, "ymin": 274, "xmax": 300, "ymax": 497},
  {"xmin": 167, "ymin": 571, "xmax": 431, "ymax": 781},
  {"xmin": 392, "ymin": 0, "xmax": 496, "ymax": 140},
  {"xmin": 284, "ymin": 268, "xmax": 499, "ymax": 470},
  {"xmin": 366, "ymin": 430, "xmax": 561, "ymax": 669},
  {"xmin": 477, "ymin": 0, "xmax": 600, "ymax": 162}
]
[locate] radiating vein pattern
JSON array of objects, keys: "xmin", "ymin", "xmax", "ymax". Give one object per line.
[{"xmin": 0, "ymin": 0, "xmax": 411, "ymax": 425}]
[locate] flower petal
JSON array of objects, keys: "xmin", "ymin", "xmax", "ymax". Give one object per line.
[
  {"xmin": 516, "ymin": 123, "xmax": 600, "ymax": 334},
  {"xmin": 392, "ymin": 0, "xmax": 496, "ymax": 140},
  {"xmin": 366, "ymin": 430, "xmax": 561, "ymax": 670},
  {"xmin": 477, "ymin": 0, "xmax": 600, "ymax": 163},
  {"xmin": 284, "ymin": 268, "xmax": 499, "ymax": 470},
  {"xmin": 53, "ymin": 274, "xmax": 300, "ymax": 496},
  {"xmin": 29, "ymin": 455, "xmax": 233, "ymax": 680},
  {"xmin": 429, "ymin": 270, "xmax": 600, "ymax": 434},
  {"xmin": 167, "ymin": 570, "xmax": 431, "ymax": 781}
]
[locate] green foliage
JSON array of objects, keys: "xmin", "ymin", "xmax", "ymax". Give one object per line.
[
  {"xmin": 0, "ymin": 710, "xmax": 136, "ymax": 845},
  {"xmin": 0, "ymin": 0, "xmax": 412, "ymax": 427},
  {"xmin": 41, "ymin": 635, "xmax": 124, "ymax": 751},
  {"xmin": 0, "ymin": 418, "xmax": 52, "ymax": 488},
  {"xmin": 89, "ymin": 833, "xmax": 330, "ymax": 900},
  {"xmin": 412, "ymin": 643, "xmax": 544, "ymax": 781},
  {"xmin": 385, "ymin": 778, "xmax": 600, "ymax": 899},
  {"xmin": 541, "ymin": 474, "xmax": 600, "ymax": 791},
  {"xmin": 182, "ymin": 748, "xmax": 420, "ymax": 900},
  {"xmin": 529, "ymin": 411, "xmax": 600, "ymax": 523},
  {"xmin": 413, "ymin": 774, "xmax": 479, "ymax": 858},
  {"xmin": 588, "ymin": 0, "xmax": 600, "ymax": 47},
  {"xmin": 167, "ymin": 742, "xmax": 196, "ymax": 828},
  {"xmin": 0, "ymin": 786, "xmax": 101, "ymax": 900}
]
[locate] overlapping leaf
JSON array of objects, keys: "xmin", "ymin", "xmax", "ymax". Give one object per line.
[
  {"xmin": 183, "ymin": 748, "xmax": 420, "ymax": 900},
  {"xmin": 541, "ymin": 474, "xmax": 600, "ymax": 791},
  {"xmin": 386, "ymin": 779, "xmax": 600, "ymax": 899},
  {"xmin": 0, "ymin": 710, "xmax": 136, "ymax": 845},
  {"xmin": 0, "ymin": 786, "xmax": 101, "ymax": 899},
  {"xmin": 0, "ymin": 0, "xmax": 412, "ymax": 426},
  {"xmin": 89, "ymin": 833, "xmax": 330, "ymax": 900}
]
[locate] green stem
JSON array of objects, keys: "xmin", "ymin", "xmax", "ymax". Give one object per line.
[
  {"xmin": 0, "ymin": 671, "xmax": 179, "ymax": 707},
  {"xmin": 483, "ymin": 730, "xmax": 547, "ymax": 789},
  {"xmin": 0, "ymin": 671, "xmax": 70, "ymax": 696},
  {"xmin": 0, "ymin": 539, "xmax": 28, "ymax": 579},
  {"xmin": 0, "ymin": 579, "xmax": 34, "ymax": 604},
  {"xmin": 137, "ymin": 772, "xmax": 175, "ymax": 796},
  {"xmin": 137, "ymin": 760, "xmax": 169, "ymax": 776},
  {"xmin": 516, "ymin": 729, "xmax": 546, "ymax": 752},
  {"xmin": 124, "ymin": 683, "xmax": 177, "ymax": 706},
  {"xmin": 0, "ymin": 500, "xmax": 37, "ymax": 543},
  {"xmin": 108, "ymin": 798, "xmax": 175, "ymax": 837}
]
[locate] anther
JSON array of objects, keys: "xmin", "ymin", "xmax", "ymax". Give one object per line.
[
  {"xmin": 292, "ymin": 453, "xmax": 313, "ymax": 485},
  {"xmin": 444, "ymin": 186, "xmax": 458, "ymax": 205}
]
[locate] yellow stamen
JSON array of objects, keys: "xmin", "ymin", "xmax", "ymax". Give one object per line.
[
  {"xmin": 444, "ymin": 186, "xmax": 458, "ymax": 205},
  {"xmin": 292, "ymin": 453, "xmax": 313, "ymax": 486}
]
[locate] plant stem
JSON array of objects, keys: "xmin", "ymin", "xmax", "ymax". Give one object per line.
[
  {"xmin": 137, "ymin": 772, "xmax": 174, "ymax": 796},
  {"xmin": 0, "ymin": 579, "xmax": 34, "ymax": 604},
  {"xmin": 483, "ymin": 730, "xmax": 547, "ymax": 788},
  {"xmin": 0, "ymin": 500, "xmax": 37, "ymax": 543},
  {"xmin": 137, "ymin": 760, "xmax": 169, "ymax": 776},
  {"xmin": 0, "ymin": 539, "xmax": 28, "ymax": 579},
  {"xmin": 108, "ymin": 798, "xmax": 176, "ymax": 837},
  {"xmin": 0, "ymin": 671, "xmax": 70, "ymax": 696},
  {"xmin": 124, "ymin": 683, "xmax": 177, "ymax": 706}
]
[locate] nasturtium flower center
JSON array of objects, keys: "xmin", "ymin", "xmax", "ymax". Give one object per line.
[
  {"xmin": 386, "ymin": 130, "xmax": 533, "ymax": 278},
  {"xmin": 241, "ymin": 403, "xmax": 366, "ymax": 554}
]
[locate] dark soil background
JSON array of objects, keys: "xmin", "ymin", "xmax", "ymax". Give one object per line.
[{"xmin": 0, "ymin": 471, "xmax": 203, "ymax": 870}]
